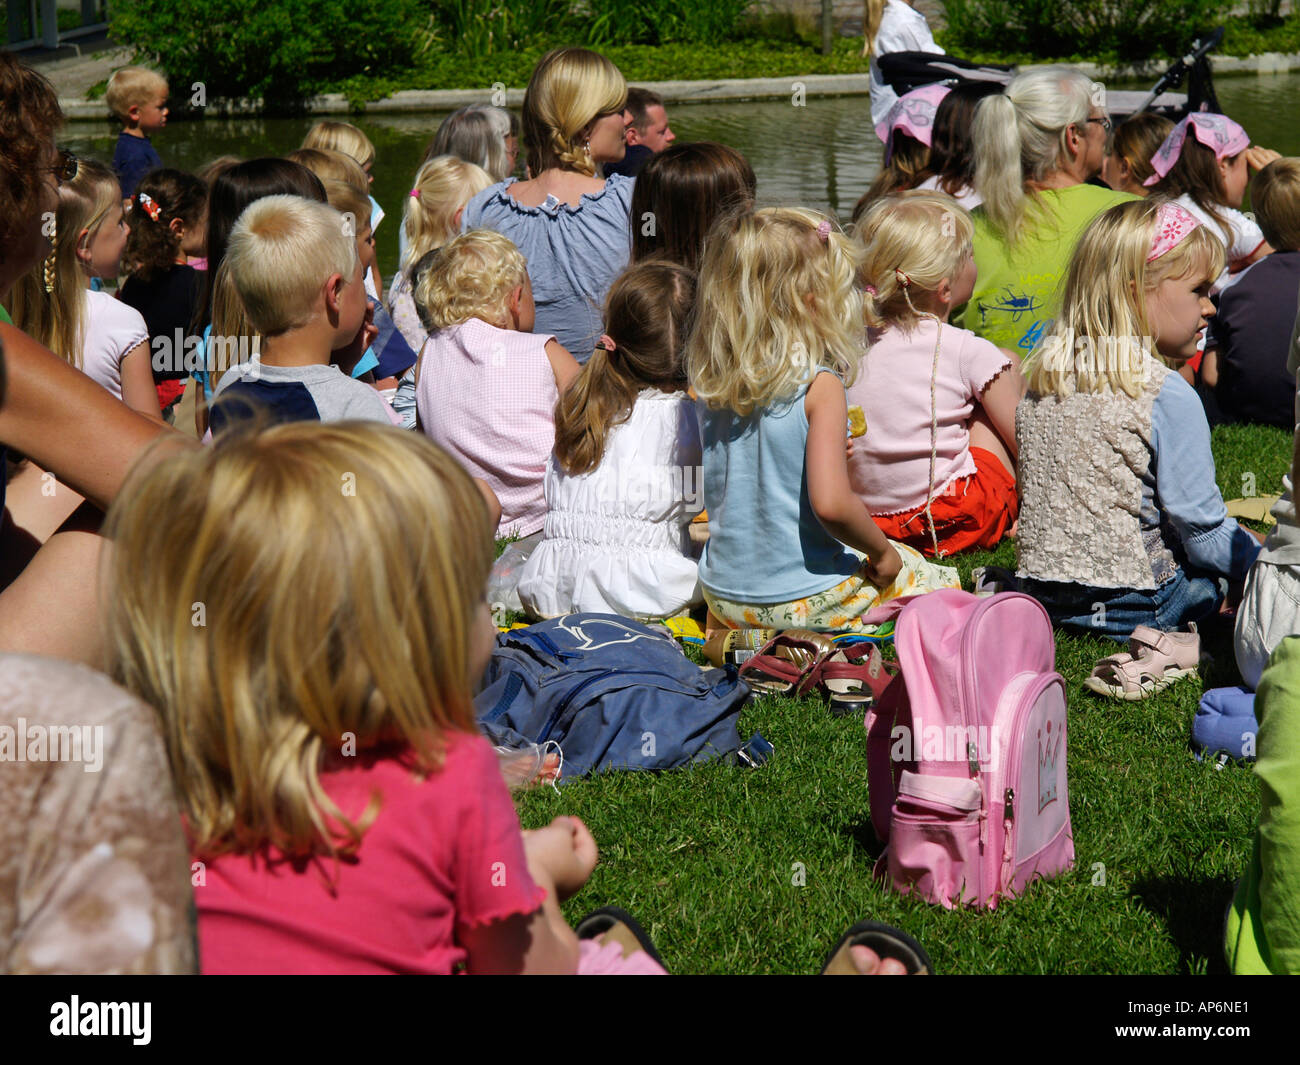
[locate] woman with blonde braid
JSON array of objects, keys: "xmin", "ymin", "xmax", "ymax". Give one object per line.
[{"xmin": 461, "ymin": 48, "xmax": 630, "ymax": 363}]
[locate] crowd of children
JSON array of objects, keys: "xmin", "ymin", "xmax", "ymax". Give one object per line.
[{"xmin": 3, "ymin": 35, "xmax": 1300, "ymax": 975}]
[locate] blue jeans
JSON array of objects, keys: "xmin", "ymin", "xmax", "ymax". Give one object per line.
[{"xmin": 1020, "ymin": 568, "xmax": 1224, "ymax": 640}]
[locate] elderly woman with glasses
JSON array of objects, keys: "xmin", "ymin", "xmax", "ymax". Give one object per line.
[{"xmin": 953, "ymin": 68, "xmax": 1136, "ymax": 354}]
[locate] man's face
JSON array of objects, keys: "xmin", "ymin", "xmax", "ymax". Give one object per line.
[{"xmin": 627, "ymin": 104, "xmax": 675, "ymax": 154}]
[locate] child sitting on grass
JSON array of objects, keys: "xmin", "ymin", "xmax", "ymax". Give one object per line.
[
  {"xmin": 1015, "ymin": 200, "xmax": 1261, "ymax": 681},
  {"xmin": 414, "ymin": 229, "xmax": 580, "ymax": 538},
  {"xmin": 9, "ymin": 158, "xmax": 161, "ymax": 419},
  {"xmin": 518, "ymin": 261, "xmax": 703, "ymax": 620},
  {"xmin": 106, "ymin": 66, "xmax": 168, "ymax": 199},
  {"xmin": 102, "ymin": 420, "xmax": 664, "ymax": 974},
  {"xmin": 208, "ymin": 195, "xmax": 393, "ymax": 436},
  {"xmin": 118, "ymin": 168, "xmax": 207, "ymax": 421},
  {"xmin": 1202, "ymin": 158, "xmax": 1300, "ymax": 430},
  {"xmin": 850, "ymin": 191, "xmax": 1022, "ymax": 558},
  {"xmin": 689, "ymin": 206, "xmax": 958, "ymax": 635}
]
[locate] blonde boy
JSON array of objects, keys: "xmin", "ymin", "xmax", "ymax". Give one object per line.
[
  {"xmin": 107, "ymin": 67, "xmax": 169, "ymax": 199},
  {"xmin": 207, "ymin": 195, "xmax": 395, "ymax": 437}
]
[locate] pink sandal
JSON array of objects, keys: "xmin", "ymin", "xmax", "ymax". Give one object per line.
[{"xmin": 1083, "ymin": 625, "xmax": 1200, "ymax": 701}]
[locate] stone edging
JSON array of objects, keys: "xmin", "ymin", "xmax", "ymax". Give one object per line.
[{"xmin": 55, "ymin": 53, "xmax": 1300, "ymax": 119}]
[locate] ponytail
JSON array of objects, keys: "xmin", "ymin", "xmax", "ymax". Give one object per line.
[
  {"xmin": 553, "ymin": 348, "xmax": 644, "ymax": 476},
  {"xmin": 862, "ymin": 0, "xmax": 886, "ymax": 57},
  {"xmin": 973, "ymin": 92, "xmax": 1026, "ymax": 243}
]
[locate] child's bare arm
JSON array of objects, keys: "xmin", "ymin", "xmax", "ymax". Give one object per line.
[
  {"xmin": 462, "ymin": 816, "xmax": 595, "ymax": 975},
  {"xmin": 804, "ymin": 372, "xmax": 901, "ymax": 587},
  {"xmin": 977, "ymin": 362, "xmax": 1023, "ymax": 461},
  {"xmin": 119, "ymin": 341, "xmax": 165, "ymax": 423},
  {"xmin": 545, "ymin": 339, "xmax": 581, "ymax": 395}
]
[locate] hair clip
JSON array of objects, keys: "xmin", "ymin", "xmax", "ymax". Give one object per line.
[
  {"xmin": 409, "ymin": 188, "xmax": 421, "ymax": 198},
  {"xmin": 864, "ymin": 284, "xmax": 878, "ymax": 297},
  {"xmin": 136, "ymin": 192, "xmax": 162, "ymax": 222},
  {"xmin": 816, "ymin": 219, "xmax": 832, "ymax": 242},
  {"xmin": 894, "ymin": 267, "xmax": 911, "ymax": 287},
  {"xmin": 597, "ymin": 334, "xmax": 617, "ymax": 353}
]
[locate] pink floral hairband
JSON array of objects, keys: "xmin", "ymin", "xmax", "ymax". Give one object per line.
[{"xmin": 1148, "ymin": 202, "xmax": 1201, "ymax": 263}]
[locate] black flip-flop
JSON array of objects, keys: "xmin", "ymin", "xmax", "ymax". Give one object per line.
[
  {"xmin": 820, "ymin": 920, "xmax": 933, "ymax": 975},
  {"xmin": 574, "ymin": 906, "xmax": 667, "ymax": 970}
]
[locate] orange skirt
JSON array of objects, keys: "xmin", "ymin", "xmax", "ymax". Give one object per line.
[{"xmin": 871, "ymin": 447, "xmax": 1017, "ymax": 558}]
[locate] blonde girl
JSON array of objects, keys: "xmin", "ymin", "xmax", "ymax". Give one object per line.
[
  {"xmin": 518, "ymin": 261, "xmax": 703, "ymax": 620},
  {"xmin": 849, "ymin": 191, "xmax": 1022, "ymax": 558},
  {"xmin": 1016, "ymin": 199, "xmax": 1260, "ymax": 662},
  {"xmin": 389, "ymin": 154, "xmax": 493, "ymax": 351},
  {"xmin": 690, "ymin": 206, "xmax": 958, "ymax": 635},
  {"xmin": 863, "ymin": 1, "xmax": 944, "ymax": 126},
  {"xmin": 104, "ymin": 421, "xmax": 662, "ymax": 974},
  {"xmin": 9, "ymin": 157, "xmax": 161, "ymax": 419},
  {"xmin": 414, "ymin": 229, "xmax": 580, "ymax": 538}
]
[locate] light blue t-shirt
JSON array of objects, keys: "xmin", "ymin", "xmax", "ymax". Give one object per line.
[
  {"xmin": 697, "ymin": 369, "xmax": 861, "ymax": 603},
  {"xmin": 461, "ymin": 175, "xmax": 634, "ymax": 362}
]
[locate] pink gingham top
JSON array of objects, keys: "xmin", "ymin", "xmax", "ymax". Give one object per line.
[{"xmin": 416, "ymin": 317, "xmax": 558, "ymax": 537}]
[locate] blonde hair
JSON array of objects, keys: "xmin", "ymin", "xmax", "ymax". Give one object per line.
[
  {"xmin": 1253, "ymin": 158, "xmax": 1300, "ymax": 252},
  {"xmin": 402, "ymin": 155, "xmax": 493, "ymax": 269},
  {"xmin": 208, "ymin": 259, "xmax": 262, "ymax": 373},
  {"xmin": 104, "ymin": 422, "xmax": 495, "ymax": 859},
  {"xmin": 1024, "ymin": 198, "xmax": 1225, "ymax": 398},
  {"xmin": 688, "ymin": 207, "xmax": 866, "ymax": 416},
  {"xmin": 974, "ymin": 68, "xmax": 1097, "ymax": 245},
  {"xmin": 415, "ymin": 229, "xmax": 528, "ymax": 331},
  {"xmin": 9, "ymin": 158, "xmax": 122, "ymax": 369},
  {"xmin": 523, "ymin": 47, "xmax": 627, "ymax": 178},
  {"xmin": 287, "ymin": 147, "xmax": 369, "ymax": 193},
  {"xmin": 302, "ymin": 120, "xmax": 376, "ymax": 170},
  {"xmin": 855, "ymin": 191, "xmax": 974, "ymax": 330},
  {"xmin": 862, "ymin": 0, "xmax": 886, "ymax": 56},
  {"xmin": 320, "ymin": 177, "xmax": 372, "ymax": 237},
  {"xmin": 554, "ymin": 261, "xmax": 696, "ymax": 476},
  {"xmin": 224, "ymin": 195, "xmax": 358, "ymax": 337},
  {"xmin": 105, "ymin": 66, "xmax": 168, "ymax": 122}
]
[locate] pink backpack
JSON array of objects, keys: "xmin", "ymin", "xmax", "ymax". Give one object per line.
[{"xmin": 862, "ymin": 589, "xmax": 1073, "ymax": 909}]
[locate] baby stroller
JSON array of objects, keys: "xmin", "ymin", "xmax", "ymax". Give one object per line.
[{"xmin": 876, "ymin": 25, "xmax": 1224, "ymax": 120}]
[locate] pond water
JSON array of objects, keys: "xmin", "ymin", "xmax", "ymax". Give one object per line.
[{"xmin": 60, "ymin": 70, "xmax": 1300, "ymax": 283}]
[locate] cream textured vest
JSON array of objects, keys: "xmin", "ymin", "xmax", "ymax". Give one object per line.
[{"xmin": 1016, "ymin": 360, "xmax": 1175, "ymax": 591}]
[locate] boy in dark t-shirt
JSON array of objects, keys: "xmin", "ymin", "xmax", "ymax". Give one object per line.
[
  {"xmin": 106, "ymin": 67, "xmax": 169, "ymax": 199},
  {"xmin": 1204, "ymin": 159, "xmax": 1300, "ymax": 429}
]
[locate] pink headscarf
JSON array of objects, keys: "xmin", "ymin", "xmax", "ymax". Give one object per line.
[
  {"xmin": 1143, "ymin": 113, "xmax": 1250, "ymax": 187},
  {"xmin": 1147, "ymin": 201, "xmax": 1202, "ymax": 263},
  {"xmin": 875, "ymin": 83, "xmax": 951, "ymax": 150}
]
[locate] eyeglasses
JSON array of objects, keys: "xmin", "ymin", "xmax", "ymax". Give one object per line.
[
  {"xmin": 47, "ymin": 149, "xmax": 79, "ymax": 186},
  {"xmin": 1086, "ymin": 116, "xmax": 1113, "ymax": 134}
]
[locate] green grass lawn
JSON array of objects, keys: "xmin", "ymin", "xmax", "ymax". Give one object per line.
[{"xmin": 510, "ymin": 422, "xmax": 1292, "ymax": 974}]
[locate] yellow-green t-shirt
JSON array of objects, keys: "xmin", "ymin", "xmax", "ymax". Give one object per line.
[
  {"xmin": 0, "ymin": 304, "xmax": 11, "ymax": 325},
  {"xmin": 1226, "ymin": 633, "xmax": 1300, "ymax": 974},
  {"xmin": 954, "ymin": 184, "xmax": 1137, "ymax": 355}
]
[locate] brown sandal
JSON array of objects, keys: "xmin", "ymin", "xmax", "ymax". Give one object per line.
[{"xmin": 738, "ymin": 630, "xmax": 837, "ymax": 696}]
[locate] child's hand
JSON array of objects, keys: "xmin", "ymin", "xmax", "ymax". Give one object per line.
[
  {"xmin": 331, "ymin": 301, "xmax": 378, "ymax": 376},
  {"xmin": 1245, "ymin": 146, "xmax": 1281, "ymax": 173},
  {"xmin": 865, "ymin": 543, "xmax": 903, "ymax": 591},
  {"xmin": 522, "ymin": 816, "xmax": 598, "ymax": 901}
]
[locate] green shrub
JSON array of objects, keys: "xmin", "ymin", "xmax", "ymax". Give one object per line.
[
  {"xmin": 587, "ymin": 0, "xmax": 756, "ymax": 46},
  {"xmin": 941, "ymin": 0, "xmax": 1228, "ymax": 63},
  {"xmin": 429, "ymin": 0, "xmax": 578, "ymax": 59},
  {"xmin": 110, "ymin": 0, "xmax": 428, "ymax": 106}
]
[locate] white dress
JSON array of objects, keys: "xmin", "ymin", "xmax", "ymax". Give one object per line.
[
  {"xmin": 870, "ymin": 1, "xmax": 945, "ymax": 128},
  {"xmin": 517, "ymin": 389, "xmax": 704, "ymax": 620},
  {"xmin": 1175, "ymin": 193, "xmax": 1267, "ymax": 293}
]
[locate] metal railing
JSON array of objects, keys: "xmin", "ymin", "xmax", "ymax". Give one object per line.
[{"xmin": 6, "ymin": 0, "xmax": 108, "ymax": 51}]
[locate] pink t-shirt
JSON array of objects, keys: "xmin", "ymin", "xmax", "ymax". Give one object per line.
[
  {"xmin": 848, "ymin": 319, "xmax": 1011, "ymax": 515},
  {"xmin": 194, "ymin": 732, "xmax": 546, "ymax": 975},
  {"xmin": 416, "ymin": 317, "xmax": 558, "ymax": 538}
]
